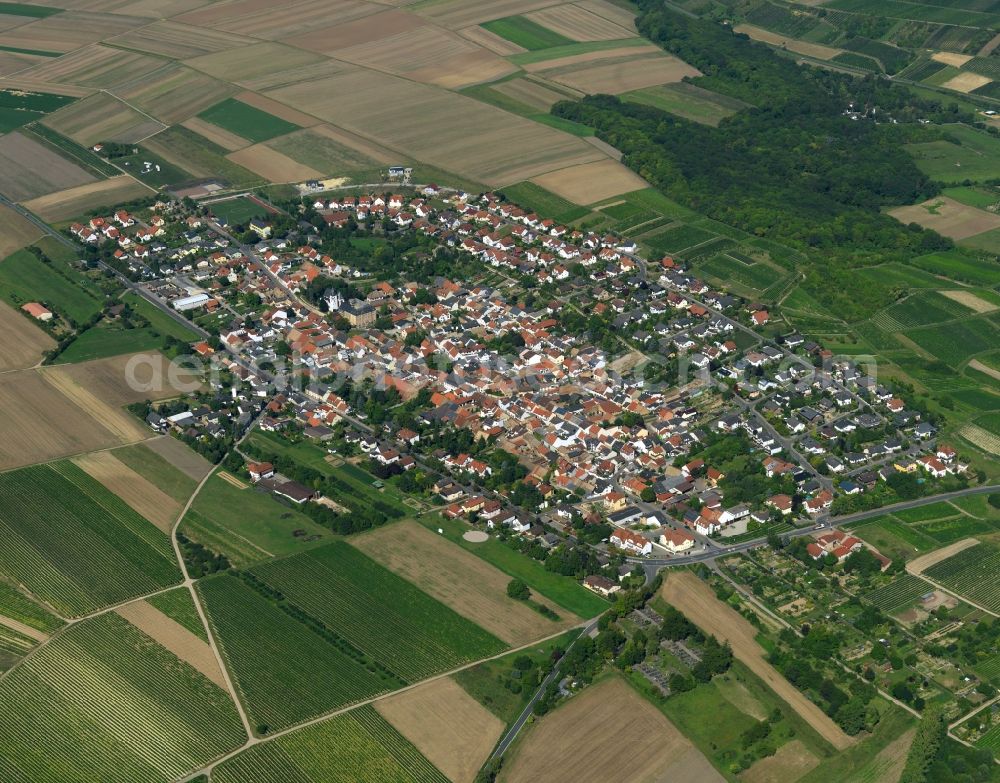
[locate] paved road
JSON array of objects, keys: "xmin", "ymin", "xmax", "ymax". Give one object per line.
[
  {"xmin": 491, "ymin": 616, "xmax": 601, "ymax": 760},
  {"xmin": 631, "ymin": 483, "xmax": 1000, "ymax": 575}
]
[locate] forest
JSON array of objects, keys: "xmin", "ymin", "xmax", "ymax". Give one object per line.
[{"xmin": 551, "ymin": 2, "xmax": 962, "ymax": 320}]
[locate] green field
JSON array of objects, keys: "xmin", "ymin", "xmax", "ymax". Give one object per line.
[
  {"xmin": 0, "ymin": 88, "xmax": 75, "ymax": 133},
  {"xmin": 924, "ymin": 542, "xmax": 1000, "ymax": 612},
  {"xmin": 113, "ymin": 442, "xmax": 197, "ymax": 503},
  {"xmin": 507, "ymin": 37, "xmax": 649, "ymax": 66},
  {"xmin": 22, "ymin": 124, "xmax": 120, "ymax": 178},
  {"xmin": 643, "ymin": 222, "xmax": 718, "ymax": 255},
  {"xmin": 0, "ymin": 612, "xmax": 244, "ymax": 783},
  {"xmin": 198, "ymin": 98, "xmax": 300, "ymax": 144},
  {"xmin": 911, "ymin": 250, "xmax": 1000, "ymax": 286},
  {"xmin": 863, "ymin": 574, "xmax": 932, "ymax": 613},
  {"xmin": 182, "ymin": 473, "xmax": 330, "ymax": 567},
  {"xmin": 0, "ymin": 462, "xmax": 181, "ymax": 617},
  {"xmin": 213, "ymin": 706, "xmax": 448, "ymax": 783},
  {"xmin": 251, "ymin": 542, "xmax": 505, "ymax": 681},
  {"xmin": 144, "ymin": 125, "xmax": 262, "ymax": 189},
  {"xmin": 0, "ymin": 248, "xmax": 102, "ymax": 324},
  {"xmin": 0, "ymin": 580, "xmax": 62, "ymax": 634},
  {"xmin": 116, "ymin": 148, "xmax": 195, "ymax": 188},
  {"xmin": 941, "ymin": 186, "xmax": 1000, "ymax": 210},
  {"xmin": 498, "ymin": 180, "xmax": 590, "ymax": 221},
  {"xmin": 0, "ymin": 2, "xmax": 62, "ymax": 16},
  {"xmin": 481, "ymin": 15, "xmax": 574, "ymax": 50},
  {"xmin": 147, "ymin": 587, "xmax": 208, "ymax": 642},
  {"xmin": 873, "ymin": 290, "xmax": 976, "ymax": 330},
  {"xmin": 209, "ymin": 197, "xmax": 271, "ymax": 227},
  {"xmin": 622, "ymin": 83, "xmax": 745, "ymax": 126},
  {"xmin": 907, "ymin": 315, "xmax": 1000, "ymax": 365},
  {"xmin": 123, "ymin": 292, "xmax": 201, "ymax": 342},
  {"xmin": 697, "ymin": 252, "xmax": 788, "ymax": 295},
  {"xmin": 419, "ymin": 515, "xmax": 608, "ymax": 617},
  {"xmin": 57, "ymin": 323, "xmax": 165, "ymax": 363},
  {"xmin": 199, "ymin": 573, "xmax": 396, "ymax": 730},
  {"xmin": 906, "ymin": 125, "xmax": 1000, "ymax": 184},
  {"xmin": 826, "ymin": 0, "xmax": 1000, "ymax": 27}
]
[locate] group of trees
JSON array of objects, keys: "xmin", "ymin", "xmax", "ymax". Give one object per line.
[{"xmin": 550, "ymin": 3, "xmax": 960, "ymax": 321}]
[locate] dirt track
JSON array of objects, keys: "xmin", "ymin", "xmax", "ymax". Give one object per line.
[
  {"xmin": 907, "ymin": 537, "xmax": 979, "ymax": 575},
  {"xmin": 660, "ymin": 572, "xmax": 855, "ymax": 751}
]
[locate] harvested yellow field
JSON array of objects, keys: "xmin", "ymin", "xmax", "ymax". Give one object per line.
[
  {"xmin": 144, "ymin": 435, "xmax": 213, "ymax": 480},
  {"xmin": 940, "ymin": 289, "xmax": 998, "ymax": 313},
  {"xmin": 23, "ymin": 176, "xmax": 154, "ymax": 222},
  {"xmin": 0, "ymin": 202, "xmax": 43, "ymax": 256},
  {"xmin": 546, "ymin": 51, "xmax": 701, "ymax": 93},
  {"xmin": 494, "ymin": 76, "xmax": 575, "ymax": 110},
  {"xmin": 526, "ymin": 4, "xmax": 634, "ymax": 41},
  {"xmin": 41, "ymin": 364, "xmax": 149, "ymax": 442},
  {"xmin": 521, "ymin": 42, "xmax": 659, "ymax": 72},
  {"xmin": 0, "ymin": 12, "xmax": 145, "ymax": 53},
  {"xmin": 888, "ymin": 196, "xmax": 1000, "ymax": 240},
  {"xmin": 43, "ymin": 91, "xmax": 164, "ymax": 146},
  {"xmin": 184, "ymin": 42, "xmax": 327, "ymax": 87},
  {"xmin": 932, "ymin": 51, "xmax": 973, "ymax": 67},
  {"xmin": 908, "ymin": 538, "xmax": 980, "ymax": 575},
  {"xmin": 227, "ymin": 144, "xmax": 323, "ymax": 184},
  {"xmin": 16, "ymin": 44, "xmax": 168, "ymax": 89},
  {"xmin": 735, "ymin": 24, "xmax": 842, "ymax": 60},
  {"xmin": 73, "ymin": 451, "xmax": 180, "ymax": 533},
  {"xmin": 0, "ymin": 369, "xmax": 146, "ymax": 471},
  {"xmin": 0, "ymin": 132, "xmax": 96, "ymax": 202},
  {"xmin": 416, "ymin": 0, "xmax": 564, "ymax": 29},
  {"xmin": 180, "ymin": 0, "xmax": 379, "ymax": 40},
  {"xmin": 942, "ymin": 72, "xmax": 993, "ymax": 93},
  {"xmin": 353, "ymin": 521, "xmax": 578, "ymax": 646},
  {"xmin": 119, "ymin": 64, "xmax": 237, "ymax": 124},
  {"xmin": 50, "ymin": 351, "xmax": 201, "ymax": 407},
  {"xmin": 501, "ymin": 676, "xmax": 723, "ymax": 783},
  {"xmin": 292, "ymin": 8, "xmax": 426, "ymax": 54},
  {"xmin": 532, "ymin": 158, "xmax": 648, "ymax": 203},
  {"xmin": 660, "ymin": 571, "xmax": 855, "ymax": 751},
  {"xmin": 574, "ymin": 0, "xmax": 639, "ymax": 33},
  {"xmin": 0, "ymin": 301, "xmax": 54, "ymax": 372},
  {"xmin": 181, "ymin": 117, "xmax": 250, "ymax": 152},
  {"xmin": 112, "ymin": 20, "xmax": 257, "ymax": 59},
  {"xmin": 458, "ymin": 24, "xmax": 527, "ymax": 56},
  {"xmin": 266, "ymin": 68, "xmax": 606, "ymax": 186},
  {"xmin": 116, "ymin": 600, "xmax": 226, "ymax": 688},
  {"xmin": 375, "ymin": 678, "xmax": 504, "ymax": 783}
]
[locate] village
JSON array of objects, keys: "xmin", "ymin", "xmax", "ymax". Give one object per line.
[{"xmin": 67, "ymin": 185, "xmax": 982, "ymax": 592}]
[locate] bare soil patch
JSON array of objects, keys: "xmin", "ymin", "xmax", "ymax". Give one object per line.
[
  {"xmin": 184, "ymin": 42, "xmax": 327, "ymax": 88},
  {"xmin": 111, "ymin": 20, "xmax": 257, "ymax": 59},
  {"xmin": 0, "ymin": 301, "xmax": 54, "ymax": 372},
  {"xmin": 940, "ymin": 289, "xmax": 997, "ymax": 313},
  {"xmin": 179, "ymin": 0, "xmax": 380, "ymax": 40},
  {"xmin": 532, "ymin": 158, "xmax": 648, "ymax": 204},
  {"xmin": 72, "ymin": 450, "xmax": 180, "ymax": 533},
  {"xmin": 181, "ymin": 116, "xmax": 250, "ymax": 151},
  {"xmin": 660, "ymin": 571, "xmax": 855, "ymax": 751},
  {"xmin": 376, "ymin": 677, "xmax": 504, "ymax": 783},
  {"xmin": 23, "ymin": 176, "xmax": 154, "ymax": 222},
  {"xmin": 0, "ymin": 613, "xmax": 48, "ymax": 643},
  {"xmin": 0, "ymin": 203, "xmax": 43, "ymax": 257},
  {"xmin": 40, "ymin": 364, "xmax": 148, "ymax": 443},
  {"xmin": 143, "ymin": 435, "xmax": 213, "ymax": 480},
  {"xmin": 943, "ymin": 72, "xmax": 993, "ymax": 93},
  {"xmin": 574, "ymin": 0, "xmax": 639, "ymax": 33},
  {"xmin": 51, "ymin": 351, "xmax": 201, "ymax": 406},
  {"xmin": 417, "ymin": 0, "xmax": 565, "ymax": 29},
  {"xmin": 494, "ymin": 76, "xmax": 573, "ymax": 110},
  {"xmin": 0, "ymin": 132, "xmax": 95, "ymax": 202},
  {"xmin": 526, "ymin": 4, "xmax": 633, "ymax": 41},
  {"xmin": 353, "ymin": 520, "xmax": 577, "ymax": 645},
  {"xmin": 734, "ymin": 24, "xmax": 842, "ymax": 60},
  {"xmin": 932, "ymin": 51, "xmax": 973, "ymax": 67},
  {"xmin": 0, "ymin": 12, "xmax": 145, "ymax": 54},
  {"xmin": 227, "ymin": 144, "xmax": 322, "ymax": 184},
  {"xmin": 546, "ymin": 52, "xmax": 701, "ymax": 93},
  {"xmin": 889, "ymin": 196, "xmax": 1000, "ymax": 240},
  {"xmin": 740, "ymin": 740, "xmax": 819, "ymax": 783},
  {"xmin": 501, "ymin": 676, "xmax": 722, "ymax": 783},
  {"xmin": 116, "ymin": 599, "xmax": 225, "ymax": 688},
  {"xmin": 908, "ymin": 537, "xmax": 980, "ymax": 575}
]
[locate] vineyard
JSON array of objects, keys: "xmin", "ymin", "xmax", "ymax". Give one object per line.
[
  {"xmin": 0, "ymin": 613, "xmax": 244, "ymax": 782},
  {"xmin": 976, "ymin": 722, "xmax": 1000, "ymax": 753},
  {"xmin": 0, "ymin": 580, "xmax": 62, "ymax": 634},
  {"xmin": 0, "ymin": 462, "xmax": 181, "ymax": 616},
  {"xmin": 841, "ymin": 37, "xmax": 912, "ymax": 74},
  {"xmin": 250, "ymin": 542, "xmax": 506, "ymax": 682},
  {"xmin": 213, "ymin": 707, "xmax": 448, "ymax": 783},
  {"xmin": 924, "ymin": 543, "xmax": 1000, "ymax": 613},
  {"xmin": 863, "ymin": 574, "xmax": 932, "ymax": 613},
  {"xmin": 198, "ymin": 574, "xmax": 394, "ymax": 730}
]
